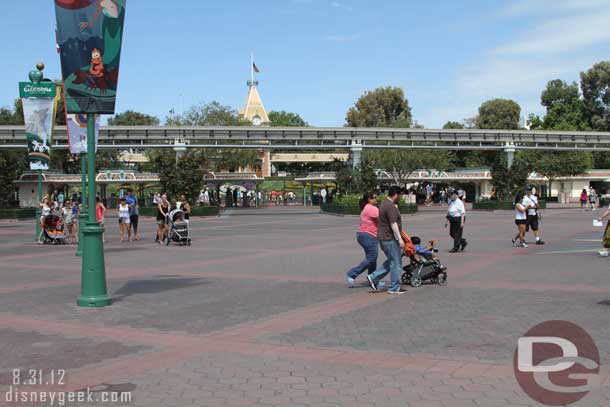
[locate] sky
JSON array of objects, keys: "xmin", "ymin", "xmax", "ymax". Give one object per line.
[{"xmin": 1, "ymin": 0, "xmax": 610, "ymax": 128}]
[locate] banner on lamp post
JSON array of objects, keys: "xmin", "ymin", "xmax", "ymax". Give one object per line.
[
  {"xmin": 22, "ymin": 97, "xmax": 56, "ymax": 170},
  {"xmin": 67, "ymin": 113, "xmax": 100, "ymax": 154},
  {"xmin": 54, "ymin": 0, "xmax": 126, "ymax": 114}
]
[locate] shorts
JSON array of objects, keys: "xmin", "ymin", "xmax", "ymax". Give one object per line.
[
  {"xmin": 156, "ymin": 219, "xmax": 166, "ymax": 226},
  {"xmin": 130, "ymin": 214, "xmax": 139, "ymax": 229},
  {"xmin": 119, "ymin": 217, "xmax": 130, "ymax": 225},
  {"xmin": 581, "ymin": 199, "xmax": 587, "ymax": 204},
  {"xmin": 515, "ymin": 219, "xmax": 528, "ymax": 226},
  {"xmin": 527, "ymin": 214, "xmax": 539, "ymax": 231}
]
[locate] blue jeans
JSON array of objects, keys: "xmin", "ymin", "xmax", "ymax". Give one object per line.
[
  {"xmin": 347, "ymin": 232, "xmax": 378, "ymax": 279},
  {"xmin": 369, "ymin": 239, "xmax": 402, "ymax": 292}
]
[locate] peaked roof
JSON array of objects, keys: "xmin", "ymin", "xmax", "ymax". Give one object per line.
[{"xmin": 239, "ymin": 84, "xmax": 270, "ymax": 124}]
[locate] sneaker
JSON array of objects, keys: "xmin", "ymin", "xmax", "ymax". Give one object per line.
[
  {"xmin": 346, "ymin": 276, "xmax": 355, "ymax": 288},
  {"xmin": 449, "ymin": 248, "xmax": 459, "ymax": 253},
  {"xmin": 367, "ymin": 274, "xmax": 377, "ymax": 291},
  {"xmin": 387, "ymin": 289, "xmax": 407, "ymax": 294},
  {"xmin": 521, "ymin": 242, "xmax": 528, "ymax": 248},
  {"xmin": 535, "ymin": 240, "xmax": 545, "ymax": 245},
  {"xmin": 460, "ymin": 241, "xmax": 468, "ymax": 252},
  {"xmin": 511, "ymin": 238, "xmax": 516, "ymax": 246},
  {"xmin": 598, "ymin": 250, "xmax": 609, "ymax": 257},
  {"xmin": 377, "ymin": 282, "xmax": 386, "ymax": 289}
]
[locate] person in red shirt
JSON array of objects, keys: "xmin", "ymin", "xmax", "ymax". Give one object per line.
[
  {"xmin": 346, "ymin": 192, "xmax": 383, "ymax": 287},
  {"xmin": 95, "ymin": 196, "xmax": 106, "ymax": 242}
]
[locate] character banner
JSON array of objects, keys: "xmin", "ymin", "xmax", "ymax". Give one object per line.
[
  {"xmin": 67, "ymin": 113, "xmax": 100, "ymax": 154},
  {"xmin": 54, "ymin": 0, "xmax": 126, "ymax": 114},
  {"xmin": 22, "ymin": 98, "xmax": 55, "ymax": 170}
]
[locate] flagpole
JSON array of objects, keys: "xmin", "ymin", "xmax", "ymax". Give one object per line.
[{"xmin": 251, "ymin": 51, "xmax": 254, "ymax": 84}]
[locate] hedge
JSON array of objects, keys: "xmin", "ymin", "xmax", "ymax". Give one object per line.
[
  {"xmin": 139, "ymin": 206, "xmax": 220, "ymax": 217},
  {"xmin": 0, "ymin": 208, "xmax": 36, "ymax": 219},
  {"xmin": 321, "ymin": 203, "xmax": 418, "ymax": 215},
  {"xmin": 472, "ymin": 200, "xmax": 547, "ymax": 210},
  {"xmin": 600, "ymin": 198, "xmax": 610, "ymax": 207}
]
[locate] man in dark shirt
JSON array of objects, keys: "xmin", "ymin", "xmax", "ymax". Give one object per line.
[{"xmin": 367, "ymin": 185, "xmax": 407, "ymax": 294}]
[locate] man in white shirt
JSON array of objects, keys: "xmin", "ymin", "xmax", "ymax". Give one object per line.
[
  {"xmin": 446, "ymin": 190, "xmax": 467, "ymax": 253},
  {"xmin": 523, "ymin": 187, "xmax": 545, "ymax": 245}
]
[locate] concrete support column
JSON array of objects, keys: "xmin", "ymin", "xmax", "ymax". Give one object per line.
[
  {"xmin": 350, "ymin": 140, "xmax": 363, "ymax": 169},
  {"xmin": 504, "ymin": 142, "xmax": 516, "ymax": 168},
  {"xmin": 261, "ymin": 149, "xmax": 271, "ymax": 177}
]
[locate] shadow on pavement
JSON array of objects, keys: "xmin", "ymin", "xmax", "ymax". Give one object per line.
[{"xmin": 112, "ymin": 277, "xmax": 211, "ymax": 302}]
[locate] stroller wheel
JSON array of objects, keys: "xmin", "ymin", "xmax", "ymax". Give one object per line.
[
  {"xmin": 410, "ymin": 276, "xmax": 422, "ymax": 288},
  {"xmin": 437, "ymin": 272, "xmax": 448, "ymax": 286},
  {"xmin": 187, "ymin": 239, "xmax": 191, "ymax": 246},
  {"xmin": 164, "ymin": 237, "xmax": 170, "ymax": 246},
  {"xmin": 401, "ymin": 273, "xmax": 409, "ymax": 284}
]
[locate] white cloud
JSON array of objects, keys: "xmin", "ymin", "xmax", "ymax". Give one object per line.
[
  {"xmin": 494, "ymin": 9, "xmax": 610, "ymax": 56},
  {"xmin": 330, "ymin": 1, "xmax": 353, "ymax": 12},
  {"xmin": 502, "ymin": 0, "xmax": 610, "ymax": 17},
  {"xmin": 419, "ymin": 0, "xmax": 610, "ymax": 127}
]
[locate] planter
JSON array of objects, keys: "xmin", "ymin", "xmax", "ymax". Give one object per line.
[
  {"xmin": 472, "ymin": 200, "xmax": 547, "ymax": 210},
  {"xmin": 0, "ymin": 208, "xmax": 36, "ymax": 219},
  {"xmin": 139, "ymin": 206, "xmax": 220, "ymax": 217},
  {"xmin": 321, "ymin": 203, "xmax": 418, "ymax": 215}
]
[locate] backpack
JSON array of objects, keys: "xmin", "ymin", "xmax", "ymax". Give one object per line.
[{"xmin": 400, "ymin": 231, "xmax": 417, "ymax": 257}]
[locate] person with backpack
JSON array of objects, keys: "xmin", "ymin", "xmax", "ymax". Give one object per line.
[
  {"xmin": 366, "ymin": 186, "xmax": 407, "ymax": 294},
  {"xmin": 346, "ymin": 192, "xmax": 384, "ymax": 288}
]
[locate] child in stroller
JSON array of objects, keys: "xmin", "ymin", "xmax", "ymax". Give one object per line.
[
  {"xmin": 401, "ymin": 234, "xmax": 447, "ymax": 287},
  {"xmin": 42, "ymin": 213, "xmax": 67, "ymax": 245},
  {"xmin": 163, "ymin": 208, "xmax": 191, "ymax": 246}
]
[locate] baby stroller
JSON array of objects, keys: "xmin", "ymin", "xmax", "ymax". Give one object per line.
[
  {"xmin": 164, "ymin": 208, "xmax": 191, "ymax": 246},
  {"xmin": 400, "ymin": 231, "xmax": 447, "ymax": 287},
  {"xmin": 42, "ymin": 214, "xmax": 66, "ymax": 245}
]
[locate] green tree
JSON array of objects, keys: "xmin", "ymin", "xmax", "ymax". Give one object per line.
[
  {"xmin": 346, "ymin": 86, "xmax": 413, "ymax": 127},
  {"xmin": 442, "ymin": 121, "xmax": 464, "ymax": 129},
  {"xmin": 535, "ymin": 151, "xmax": 592, "ymax": 197},
  {"xmin": 539, "ymin": 80, "xmax": 589, "ymax": 131},
  {"xmin": 268, "ymin": 111, "xmax": 307, "ymax": 127},
  {"xmin": 166, "ymin": 101, "xmax": 250, "ymax": 126},
  {"xmin": 147, "ymin": 149, "xmax": 206, "ymax": 203},
  {"xmin": 0, "ymin": 102, "xmax": 26, "ymax": 207},
  {"xmin": 363, "ymin": 149, "xmax": 451, "ymax": 186},
  {"xmin": 108, "ymin": 110, "xmax": 160, "ymax": 126},
  {"xmin": 476, "ymin": 98, "xmax": 521, "ymax": 129},
  {"xmin": 580, "ymin": 61, "xmax": 610, "ymax": 131}
]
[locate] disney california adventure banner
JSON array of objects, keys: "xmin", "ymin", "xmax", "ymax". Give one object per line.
[{"xmin": 55, "ymin": 0, "xmax": 126, "ymax": 114}]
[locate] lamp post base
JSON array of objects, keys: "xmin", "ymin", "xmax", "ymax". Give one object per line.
[{"xmin": 77, "ymin": 221, "xmax": 110, "ymax": 307}]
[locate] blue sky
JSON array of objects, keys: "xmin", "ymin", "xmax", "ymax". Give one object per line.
[{"xmin": 2, "ymin": 0, "xmax": 610, "ymax": 127}]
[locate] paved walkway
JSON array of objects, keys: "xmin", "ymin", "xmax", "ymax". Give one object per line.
[{"xmin": 0, "ymin": 206, "xmax": 609, "ymax": 406}]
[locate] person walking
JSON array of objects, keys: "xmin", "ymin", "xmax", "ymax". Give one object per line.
[
  {"xmin": 596, "ymin": 203, "xmax": 610, "ymax": 257},
  {"xmin": 116, "ymin": 197, "xmax": 131, "ymax": 243},
  {"xmin": 180, "ymin": 195, "xmax": 191, "ymax": 224},
  {"xmin": 95, "ymin": 196, "xmax": 106, "ymax": 243},
  {"xmin": 523, "ymin": 187, "xmax": 545, "ymax": 245},
  {"xmin": 446, "ymin": 190, "xmax": 467, "ymax": 253},
  {"xmin": 37, "ymin": 198, "xmax": 52, "ymax": 244},
  {"xmin": 156, "ymin": 195, "xmax": 170, "ymax": 244},
  {"xmin": 580, "ymin": 189, "xmax": 589, "ymax": 210},
  {"xmin": 512, "ymin": 193, "xmax": 530, "ymax": 248},
  {"xmin": 366, "ymin": 186, "xmax": 407, "ymax": 294},
  {"xmin": 62, "ymin": 200, "xmax": 76, "ymax": 244},
  {"xmin": 346, "ymin": 192, "xmax": 384, "ymax": 287},
  {"xmin": 589, "ymin": 187, "xmax": 598, "ymax": 211},
  {"xmin": 125, "ymin": 190, "xmax": 139, "ymax": 241}
]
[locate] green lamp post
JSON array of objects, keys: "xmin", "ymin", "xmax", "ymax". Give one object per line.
[
  {"xmin": 55, "ymin": 0, "xmax": 127, "ymax": 307},
  {"xmin": 75, "ymin": 153, "xmax": 87, "ymax": 256},
  {"xmin": 76, "ymin": 115, "xmax": 110, "ymax": 307},
  {"xmin": 19, "ymin": 62, "xmax": 56, "ymax": 241}
]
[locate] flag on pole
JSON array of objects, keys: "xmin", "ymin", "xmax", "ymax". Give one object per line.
[{"xmin": 252, "ymin": 62, "xmax": 260, "ymax": 73}]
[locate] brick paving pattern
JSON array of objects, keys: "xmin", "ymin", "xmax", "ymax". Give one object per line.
[{"xmin": 0, "ymin": 206, "xmax": 608, "ymax": 406}]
